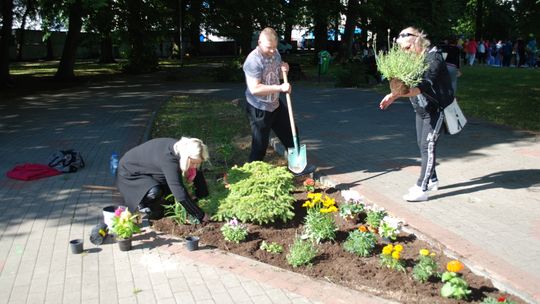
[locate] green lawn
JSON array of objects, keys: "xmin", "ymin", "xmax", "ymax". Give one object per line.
[
  {"xmin": 10, "ymin": 60, "xmax": 124, "ymax": 76},
  {"xmin": 458, "ymin": 65, "xmax": 540, "ymax": 131}
]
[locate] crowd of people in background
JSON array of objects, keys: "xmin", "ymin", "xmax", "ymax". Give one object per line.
[{"xmin": 456, "ymin": 34, "xmax": 538, "ymax": 68}]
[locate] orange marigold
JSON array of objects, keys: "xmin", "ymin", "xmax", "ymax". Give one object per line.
[
  {"xmin": 358, "ymin": 225, "xmax": 368, "ymax": 232},
  {"xmin": 303, "ymin": 178, "xmax": 315, "ymax": 186},
  {"xmin": 446, "ymin": 260, "xmax": 464, "ymax": 273}
]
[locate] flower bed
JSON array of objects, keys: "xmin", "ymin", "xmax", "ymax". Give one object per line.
[{"xmin": 152, "ymin": 177, "xmax": 523, "ymax": 304}]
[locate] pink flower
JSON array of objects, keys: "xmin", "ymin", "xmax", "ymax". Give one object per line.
[
  {"xmin": 229, "ymin": 218, "xmax": 239, "ymax": 226},
  {"xmin": 114, "ymin": 206, "xmax": 125, "ymax": 217}
]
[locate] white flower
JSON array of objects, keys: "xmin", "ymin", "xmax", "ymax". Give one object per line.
[
  {"xmin": 341, "ymin": 190, "xmax": 363, "ymax": 203},
  {"xmin": 381, "ymin": 216, "xmax": 402, "ymax": 231}
]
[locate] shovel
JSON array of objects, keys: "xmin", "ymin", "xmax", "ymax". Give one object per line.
[{"xmin": 283, "ymin": 70, "xmax": 307, "ymax": 174}]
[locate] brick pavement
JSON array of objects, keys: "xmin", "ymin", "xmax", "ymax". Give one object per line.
[{"xmin": 0, "ymin": 76, "xmax": 394, "ymax": 304}]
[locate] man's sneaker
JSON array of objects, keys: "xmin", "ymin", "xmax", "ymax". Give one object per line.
[{"xmin": 403, "ymin": 185, "xmax": 428, "ymax": 202}]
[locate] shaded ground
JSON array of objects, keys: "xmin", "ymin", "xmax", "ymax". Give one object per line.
[{"xmin": 152, "ymin": 179, "xmax": 523, "ymax": 304}]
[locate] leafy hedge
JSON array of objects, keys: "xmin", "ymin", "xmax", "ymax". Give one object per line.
[{"xmin": 214, "ymin": 161, "xmax": 295, "ymax": 224}]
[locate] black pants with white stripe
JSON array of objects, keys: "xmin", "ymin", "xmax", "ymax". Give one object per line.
[{"xmin": 414, "ymin": 106, "xmax": 445, "ymax": 191}]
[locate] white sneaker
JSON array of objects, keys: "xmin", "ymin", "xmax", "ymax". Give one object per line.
[{"xmin": 403, "ymin": 185, "xmax": 428, "ymax": 202}]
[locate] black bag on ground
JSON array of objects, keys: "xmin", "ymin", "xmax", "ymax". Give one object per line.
[{"xmin": 48, "ymin": 149, "xmax": 85, "ymax": 173}]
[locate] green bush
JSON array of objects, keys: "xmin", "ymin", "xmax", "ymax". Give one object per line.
[
  {"xmin": 343, "ymin": 230, "xmax": 377, "ymax": 257},
  {"xmin": 213, "ymin": 161, "xmax": 295, "ymax": 224},
  {"xmin": 286, "ymin": 238, "xmax": 318, "ymax": 267},
  {"xmin": 220, "ymin": 219, "xmax": 248, "ymax": 243},
  {"xmin": 375, "ymin": 44, "xmax": 428, "ymax": 87},
  {"xmin": 334, "ymin": 61, "xmax": 372, "ymax": 87},
  {"xmin": 366, "ymin": 209, "xmax": 387, "ymax": 228}
]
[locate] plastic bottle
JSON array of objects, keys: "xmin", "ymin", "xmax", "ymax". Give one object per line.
[{"xmin": 110, "ymin": 152, "xmax": 119, "ymax": 175}]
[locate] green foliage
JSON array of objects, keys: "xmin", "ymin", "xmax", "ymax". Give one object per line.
[
  {"xmin": 365, "ymin": 209, "xmax": 386, "ymax": 229},
  {"xmin": 441, "ymin": 272, "xmax": 472, "ymax": 300},
  {"xmin": 260, "ymin": 241, "xmax": 283, "ymax": 254},
  {"xmin": 378, "ymin": 218, "xmax": 400, "ymax": 241},
  {"xmin": 413, "ymin": 255, "xmax": 440, "ymax": 283},
  {"xmin": 302, "ymin": 209, "xmax": 337, "ymax": 243},
  {"xmin": 216, "ymin": 140, "xmax": 234, "ymax": 168},
  {"xmin": 286, "ymin": 238, "xmax": 318, "ymax": 268},
  {"xmin": 214, "ymin": 162, "xmax": 295, "ymax": 225},
  {"xmin": 481, "ymin": 296, "xmax": 516, "ymax": 304},
  {"xmin": 375, "ymin": 44, "xmax": 428, "ymax": 87},
  {"xmin": 164, "ymin": 189, "xmax": 201, "ymax": 225},
  {"xmin": 338, "ymin": 202, "xmax": 365, "ymax": 219},
  {"xmin": 343, "ymin": 230, "xmax": 376, "ymax": 257},
  {"xmin": 220, "ymin": 219, "xmax": 248, "ymax": 243}
]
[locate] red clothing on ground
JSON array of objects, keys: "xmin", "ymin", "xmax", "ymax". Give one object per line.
[{"xmin": 6, "ymin": 163, "xmax": 62, "ymax": 181}]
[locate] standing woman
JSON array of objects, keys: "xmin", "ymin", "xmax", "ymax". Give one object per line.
[
  {"xmin": 117, "ymin": 137, "xmax": 210, "ymax": 221},
  {"xmin": 379, "ymin": 26, "xmax": 454, "ymax": 202}
]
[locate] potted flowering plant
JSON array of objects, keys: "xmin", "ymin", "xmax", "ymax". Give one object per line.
[
  {"xmin": 375, "ymin": 44, "xmax": 428, "ymax": 95},
  {"xmin": 110, "ymin": 207, "xmax": 141, "ymax": 251}
]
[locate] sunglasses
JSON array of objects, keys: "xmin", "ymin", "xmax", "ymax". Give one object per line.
[{"xmin": 398, "ymin": 33, "xmax": 417, "ymax": 38}]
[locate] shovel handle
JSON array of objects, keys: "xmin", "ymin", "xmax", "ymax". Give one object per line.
[{"xmin": 282, "ymin": 71, "xmax": 299, "ymax": 142}]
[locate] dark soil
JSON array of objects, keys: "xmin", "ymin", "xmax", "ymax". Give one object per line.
[{"xmin": 152, "ymin": 179, "xmax": 524, "ymax": 304}]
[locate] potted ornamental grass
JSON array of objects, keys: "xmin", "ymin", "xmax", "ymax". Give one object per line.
[
  {"xmin": 375, "ymin": 44, "xmax": 428, "ymax": 95},
  {"xmin": 111, "ymin": 207, "xmax": 141, "ymax": 251}
]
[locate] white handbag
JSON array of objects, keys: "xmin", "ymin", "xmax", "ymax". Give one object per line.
[{"xmin": 443, "ymin": 98, "xmax": 467, "ymax": 134}]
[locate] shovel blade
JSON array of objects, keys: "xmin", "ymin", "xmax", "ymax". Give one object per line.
[{"xmin": 287, "ymin": 145, "xmax": 307, "ymax": 174}]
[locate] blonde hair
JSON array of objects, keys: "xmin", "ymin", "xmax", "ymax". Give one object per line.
[
  {"xmin": 259, "ymin": 27, "xmax": 278, "ymax": 44},
  {"xmin": 404, "ymin": 26, "xmax": 431, "ymax": 53},
  {"xmin": 173, "ymin": 137, "xmax": 209, "ymax": 176}
]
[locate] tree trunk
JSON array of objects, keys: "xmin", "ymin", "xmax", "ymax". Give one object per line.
[
  {"xmin": 188, "ymin": 0, "xmax": 202, "ymax": 56},
  {"xmin": 0, "ymin": 0, "xmax": 14, "ymax": 85},
  {"xmin": 475, "ymin": 0, "xmax": 483, "ymax": 40},
  {"xmin": 17, "ymin": 8, "xmax": 29, "ymax": 61},
  {"xmin": 55, "ymin": 0, "xmax": 84, "ymax": 80},
  {"xmin": 339, "ymin": 0, "xmax": 359, "ymax": 61}
]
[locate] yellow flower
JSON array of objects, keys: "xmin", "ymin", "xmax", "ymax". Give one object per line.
[
  {"xmin": 430, "ymin": 252, "xmax": 436, "ymax": 257},
  {"xmin": 307, "ymin": 192, "xmax": 322, "ymax": 202},
  {"xmin": 322, "ymin": 196, "xmax": 336, "ymax": 207},
  {"xmin": 394, "ymin": 244, "xmax": 403, "ymax": 252},
  {"xmin": 320, "ymin": 208, "xmax": 330, "ymax": 213},
  {"xmin": 419, "ymin": 249, "xmax": 430, "ymax": 256},
  {"xmin": 327, "ymin": 205, "xmax": 338, "ymax": 213},
  {"xmin": 382, "ymin": 244, "xmax": 393, "ymax": 255},
  {"xmin": 392, "ymin": 251, "xmax": 401, "ymax": 260},
  {"xmin": 446, "ymin": 260, "xmax": 464, "ymax": 273},
  {"xmin": 120, "ymin": 210, "xmax": 132, "ymax": 221}
]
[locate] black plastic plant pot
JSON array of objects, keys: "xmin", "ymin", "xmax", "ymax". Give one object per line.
[
  {"xmin": 70, "ymin": 239, "xmax": 84, "ymax": 254},
  {"xmin": 185, "ymin": 236, "xmax": 200, "ymax": 251},
  {"xmin": 117, "ymin": 238, "xmax": 132, "ymax": 251}
]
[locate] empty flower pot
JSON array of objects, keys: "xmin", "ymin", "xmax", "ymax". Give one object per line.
[
  {"xmin": 185, "ymin": 236, "xmax": 200, "ymax": 251},
  {"xmin": 70, "ymin": 239, "xmax": 84, "ymax": 254}
]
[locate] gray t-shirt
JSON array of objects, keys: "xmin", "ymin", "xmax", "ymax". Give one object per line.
[{"xmin": 243, "ymin": 47, "xmax": 282, "ymax": 112}]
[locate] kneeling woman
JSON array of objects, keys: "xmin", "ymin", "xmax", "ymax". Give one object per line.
[{"xmin": 116, "ymin": 137, "xmax": 210, "ymax": 222}]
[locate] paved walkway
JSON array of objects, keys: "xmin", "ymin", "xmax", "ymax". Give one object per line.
[
  {"xmin": 0, "ymin": 75, "xmax": 394, "ymax": 304},
  {"xmin": 1, "ymin": 74, "xmax": 539, "ymax": 303}
]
